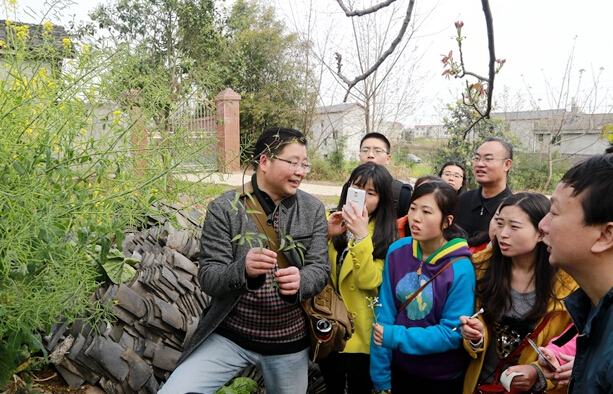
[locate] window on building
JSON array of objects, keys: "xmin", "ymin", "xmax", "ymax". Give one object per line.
[{"xmin": 553, "ymin": 134, "xmax": 561, "ymax": 146}]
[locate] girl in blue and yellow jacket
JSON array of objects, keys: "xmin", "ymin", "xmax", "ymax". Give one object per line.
[
  {"xmin": 318, "ymin": 163, "xmax": 398, "ymax": 394},
  {"xmin": 370, "ymin": 181, "xmax": 475, "ymax": 394}
]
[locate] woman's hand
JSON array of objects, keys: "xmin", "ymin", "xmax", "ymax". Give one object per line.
[
  {"xmin": 538, "ymin": 348, "xmax": 574, "ymax": 386},
  {"xmin": 459, "ymin": 314, "xmax": 484, "ymax": 342},
  {"xmin": 504, "ymin": 364, "xmax": 538, "ymax": 392},
  {"xmin": 342, "ymin": 202, "xmax": 369, "ymax": 239},
  {"xmin": 327, "ymin": 211, "xmax": 346, "ymax": 238},
  {"xmin": 372, "ymin": 323, "xmax": 384, "ymax": 346}
]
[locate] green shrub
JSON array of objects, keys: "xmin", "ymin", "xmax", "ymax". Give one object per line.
[
  {"xmin": 510, "ymin": 152, "xmax": 569, "ymax": 193},
  {"xmin": 0, "ymin": 21, "xmax": 211, "ymax": 386}
]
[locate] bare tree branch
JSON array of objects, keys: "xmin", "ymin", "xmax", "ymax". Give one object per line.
[
  {"xmin": 482, "ymin": 0, "xmax": 496, "ymax": 119},
  {"xmin": 452, "ymin": 0, "xmax": 496, "ymax": 137},
  {"xmin": 336, "ymin": 0, "xmax": 416, "ymax": 101},
  {"xmin": 336, "ymin": 0, "xmax": 398, "ymax": 17}
]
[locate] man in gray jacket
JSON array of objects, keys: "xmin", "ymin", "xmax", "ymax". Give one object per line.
[{"xmin": 160, "ymin": 127, "xmax": 330, "ymax": 394}]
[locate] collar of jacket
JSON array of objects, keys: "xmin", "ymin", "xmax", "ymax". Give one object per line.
[
  {"xmin": 413, "ymin": 237, "xmax": 470, "ymax": 265},
  {"xmin": 238, "ymin": 173, "xmax": 297, "ymax": 216},
  {"xmin": 467, "ymin": 185, "xmax": 512, "ymax": 213},
  {"xmin": 565, "ymin": 285, "xmax": 613, "ymax": 338}
]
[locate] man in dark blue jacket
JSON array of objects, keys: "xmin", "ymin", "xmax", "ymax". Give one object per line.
[{"xmin": 538, "ymin": 154, "xmax": 613, "ymax": 393}]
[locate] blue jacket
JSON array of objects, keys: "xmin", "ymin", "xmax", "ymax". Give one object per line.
[
  {"xmin": 566, "ymin": 286, "xmax": 613, "ymax": 394},
  {"xmin": 370, "ymin": 237, "xmax": 475, "ymax": 390}
]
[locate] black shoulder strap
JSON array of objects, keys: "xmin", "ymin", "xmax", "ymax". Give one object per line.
[{"xmin": 391, "ymin": 179, "xmax": 403, "ymax": 203}]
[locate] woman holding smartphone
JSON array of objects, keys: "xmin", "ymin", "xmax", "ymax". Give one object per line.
[
  {"xmin": 318, "ymin": 163, "xmax": 398, "ymax": 394},
  {"xmin": 459, "ymin": 193, "xmax": 577, "ymax": 394}
]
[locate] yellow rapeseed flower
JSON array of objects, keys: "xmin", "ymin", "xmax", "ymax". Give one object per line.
[
  {"xmin": 43, "ymin": 21, "xmax": 53, "ymax": 36},
  {"xmin": 62, "ymin": 37, "xmax": 72, "ymax": 51},
  {"xmin": 15, "ymin": 25, "xmax": 29, "ymax": 42}
]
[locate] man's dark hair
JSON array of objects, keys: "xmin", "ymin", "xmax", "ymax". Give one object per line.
[
  {"xmin": 360, "ymin": 132, "xmax": 391, "ymax": 153},
  {"xmin": 483, "ymin": 137, "xmax": 513, "ymax": 160},
  {"xmin": 561, "ymin": 154, "xmax": 613, "ymax": 226},
  {"xmin": 605, "ymin": 145, "xmax": 613, "ymax": 155},
  {"xmin": 252, "ymin": 127, "xmax": 307, "ymax": 170}
]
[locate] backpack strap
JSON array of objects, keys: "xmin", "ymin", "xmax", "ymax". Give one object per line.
[{"xmin": 391, "ymin": 179, "xmax": 403, "ymax": 216}]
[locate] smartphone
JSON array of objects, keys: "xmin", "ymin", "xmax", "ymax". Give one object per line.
[
  {"xmin": 528, "ymin": 338, "xmax": 557, "ymax": 371},
  {"xmin": 345, "ymin": 187, "xmax": 366, "ymax": 215}
]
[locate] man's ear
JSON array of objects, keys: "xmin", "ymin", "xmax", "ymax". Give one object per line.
[
  {"xmin": 258, "ymin": 155, "xmax": 270, "ymax": 172},
  {"xmin": 591, "ymin": 222, "xmax": 613, "ymax": 254},
  {"xmin": 503, "ymin": 158, "xmax": 513, "ymax": 173}
]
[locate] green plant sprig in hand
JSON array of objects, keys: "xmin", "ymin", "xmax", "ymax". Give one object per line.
[{"xmin": 366, "ymin": 296, "xmax": 382, "ymax": 324}]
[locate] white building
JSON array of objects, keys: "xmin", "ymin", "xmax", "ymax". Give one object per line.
[
  {"xmin": 492, "ymin": 106, "xmax": 613, "ymax": 155},
  {"xmin": 310, "ymin": 103, "xmax": 366, "ymax": 161},
  {"xmin": 310, "ymin": 103, "xmax": 409, "ymax": 161}
]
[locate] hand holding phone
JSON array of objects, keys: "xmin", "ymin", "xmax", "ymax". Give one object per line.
[
  {"xmin": 345, "ymin": 187, "xmax": 366, "ymax": 215},
  {"xmin": 528, "ymin": 338, "xmax": 557, "ymax": 371}
]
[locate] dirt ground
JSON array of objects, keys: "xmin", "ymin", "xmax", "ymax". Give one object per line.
[{"xmin": 3, "ymin": 367, "xmax": 97, "ymax": 394}]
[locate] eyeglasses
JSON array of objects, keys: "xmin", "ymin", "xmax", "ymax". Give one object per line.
[
  {"xmin": 359, "ymin": 147, "xmax": 388, "ymax": 155},
  {"xmin": 472, "ymin": 155, "xmax": 509, "ymax": 164},
  {"xmin": 442, "ymin": 171, "xmax": 463, "ymax": 179},
  {"xmin": 274, "ymin": 157, "xmax": 312, "ymax": 173}
]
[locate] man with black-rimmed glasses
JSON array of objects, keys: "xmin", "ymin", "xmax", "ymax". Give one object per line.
[
  {"xmin": 455, "ymin": 137, "xmax": 513, "ymax": 242},
  {"xmin": 159, "ymin": 127, "xmax": 329, "ymax": 394},
  {"xmin": 341, "ymin": 132, "xmax": 413, "ymax": 218}
]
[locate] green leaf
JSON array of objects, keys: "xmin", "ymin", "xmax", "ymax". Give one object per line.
[
  {"xmin": 214, "ymin": 377, "xmax": 258, "ymax": 394},
  {"xmin": 13, "ymin": 160, "xmax": 26, "ymax": 175},
  {"xmin": 102, "ymin": 249, "xmax": 137, "ymax": 284}
]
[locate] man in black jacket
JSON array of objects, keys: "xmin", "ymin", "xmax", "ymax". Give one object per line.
[
  {"xmin": 341, "ymin": 132, "xmax": 413, "ymax": 218},
  {"xmin": 455, "ymin": 137, "xmax": 513, "ymax": 244}
]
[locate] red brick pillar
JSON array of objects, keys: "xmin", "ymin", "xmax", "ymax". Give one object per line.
[{"xmin": 215, "ymin": 88, "xmax": 241, "ymax": 173}]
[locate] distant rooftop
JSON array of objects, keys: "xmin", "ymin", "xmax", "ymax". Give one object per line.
[
  {"xmin": 316, "ymin": 102, "xmax": 364, "ymax": 114},
  {"xmin": 491, "ymin": 109, "xmax": 567, "ymax": 121}
]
